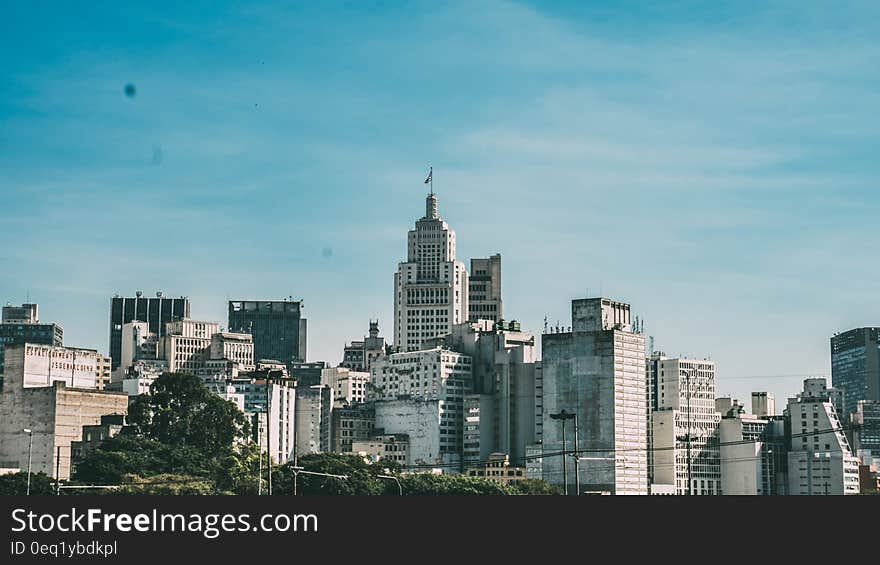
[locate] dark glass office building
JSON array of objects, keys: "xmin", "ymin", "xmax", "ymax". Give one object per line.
[
  {"xmin": 109, "ymin": 293, "xmax": 190, "ymax": 370},
  {"xmin": 832, "ymin": 327, "xmax": 880, "ymax": 421},
  {"xmin": 228, "ymin": 300, "xmax": 307, "ymax": 364}
]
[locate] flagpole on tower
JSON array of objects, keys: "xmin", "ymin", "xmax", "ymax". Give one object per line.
[{"xmin": 424, "ymin": 166, "xmax": 433, "ymax": 195}]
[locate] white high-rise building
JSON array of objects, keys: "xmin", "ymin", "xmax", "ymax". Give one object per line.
[
  {"xmin": 650, "ymin": 357, "xmax": 721, "ymax": 495},
  {"xmin": 786, "ymin": 378, "xmax": 860, "ymax": 495},
  {"xmin": 394, "ymin": 193, "xmax": 469, "ymax": 352}
]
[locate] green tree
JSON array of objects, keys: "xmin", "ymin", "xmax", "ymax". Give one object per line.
[
  {"xmin": 72, "ymin": 435, "xmax": 211, "ymax": 485},
  {"xmin": 128, "ymin": 372, "xmax": 249, "ymax": 452},
  {"xmin": 398, "ymin": 473, "xmax": 516, "ymax": 495},
  {"xmin": 271, "ymin": 453, "xmax": 399, "ymax": 495},
  {"xmin": 0, "ymin": 472, "xmax": 56, "ymax": 496},
  {"xmin": 511, "ymin": 478, "xmax": 563, "ymax": 495},
  {"xmin": 117, "ymin": 473, "xmax": 215, "ymax": 495}
]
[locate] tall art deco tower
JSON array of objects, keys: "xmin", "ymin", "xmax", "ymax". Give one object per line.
[{"xmin": 394, "ymin": 193, "xmax": 469, "ymax": 351}]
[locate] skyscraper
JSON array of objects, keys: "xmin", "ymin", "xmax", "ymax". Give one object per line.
[
  {"xmin": 541, "ymin": 297, "xmax": 648, "ymax": 495},
  {"xmin": 831, "ymin": 327, "xmax": 880, "ymax": 421},
  {"xmin": 394, "ymin": 193, "xmax": 469, "ymax": 352},
  {"xmin": 468, "ymin": 254, "xmax": 502, "ymax": 322},
  {"xmin": 109, "ymin": 292, "xmax": 190, "ymax": 371},
  {"xmin": 228, "ymin": 299, "xmax": 307, "ymax": 364}
]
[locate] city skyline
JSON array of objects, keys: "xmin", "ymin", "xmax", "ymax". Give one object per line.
[{"xmin": 3, "ymin": 1, "xmax": 879, "ymax": 406}]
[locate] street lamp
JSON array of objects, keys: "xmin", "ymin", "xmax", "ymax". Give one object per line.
[
  {"xmin": 550, "ymin": 410, "xmax": 578, "ymax": 495},
  {"xmin": 23, "ymin": 429, "xmax": 33, "ymax": 496},
  {"xmin": 378, "ymin": 474, "xmax": 403, "ymax": 496}
]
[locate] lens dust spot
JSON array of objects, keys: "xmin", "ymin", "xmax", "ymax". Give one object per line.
[
  {"xmin": 124, "ymin": 83, "xmax": 137, "ymax": 98},
  {"xmin": 322, "ymin": 246, "xmax": 333, "ymax": 259}
]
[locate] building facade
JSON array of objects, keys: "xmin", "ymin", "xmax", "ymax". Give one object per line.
[
  {"xmin": 321, "ymin": 366, "xmax": 370, "ymax": 406},
  {"xmin": 341, "ymin": 320, "xmax": 389, "ymax": 373},
  {"xmin": 228, "ymin": 299, "xmax": 307, "ymax": 364},
  {"xmin": 331, "ymin": 404, "xmax": 375, "ymax": 453},
  {"xmin": 541, "ymin": 298, "xmax": 648, "ymax": 495},
  {"xmin": 393, "ymin": 193, "xmax": 469, "ymax": 352},
  {"xmin": 786, "ymin": 378, "xmax": 860, "ymax": 495},
  {"xmin": 161, "ymin": 319, "xmax": 219, "ymax": 373},
  {"xmin": 352, "ymin": 433, "xmax": 409, "ymax": 466},
  {"xmin": 649, "ymin": 357, "xmax": 721, "ymax": 495},
  {"xmin": 832, "ymin": 327, "xmax": 880, "ymax": 423},
  {"xmin": 0, "ymin": 303, "xmax": 63, "ymax": 389},
  {"xmin": 468, "ymin": 254, "xmax": 502, "ymax": 323},
  {"xmin": 0, "ymin": 344, "xmax": 128, "ymax": 479},
  {"xmin": 295, "ymin": 384, "xmax": 333, "ymax": 457},
  {"xmin": 109, "ymin": 292, "xmax": 190, "ymax": 371}
]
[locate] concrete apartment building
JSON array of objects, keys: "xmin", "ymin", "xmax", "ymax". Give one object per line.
[
  {"xmin": 649, "ymin": 356, "xmax": 721, "ymax": 495},
  {"xmin": 295, "ymin": 384, "xmax": 333, "ymax": 457},
  {"xmin": 0, "ymin": 344, "xmax": 128, "ymax": 479},
  {"xmin": 468, "ymin": 254, "xmax": 502, "ymax": 323},
  {"xmin": 832, "ymin": 327, "xmax": 880, "ymax": 422},
  {"xmin": 331, "ymin": 404, "xmax": 375, "ymax": 453},
  {"xmin": 430, "ymin": 319, "xmax": 539, "ymax": 469},
  {"xmin": 541, "ymin": 298, "xmax": 648, "ymax": 495},
  {"xmin": 786, "ymin": 378, "xmax": 860, "ymax": 495},
  {"xmin": 466, "ymin": 452, "xmax": 527, "ymax": 485},
  {"xmin": 393, "ymin": 193, "xmax": 469, "ymax": 352}
]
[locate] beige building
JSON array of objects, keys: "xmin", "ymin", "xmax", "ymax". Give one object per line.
[
  {"xmin": 353, "ymin": 433, "xmax": 409, "ymax": 466},
  {"xmin": 94, "ymin": 353, "xmax": 112, "ymax": 390},
  {"xmin": 0, "ymin": 344, "xmax": 128, "ymax": 480},
  {"xmin": 210, "ymin": 332, "xmax": 255, "ymax": 369},
  {"xmin": 161, "ymin": 319, "xmax": 218, "ymax": 373},
  {"xmin": 466, "ymin": 452, "xmax": 526, "ymax": 484}
]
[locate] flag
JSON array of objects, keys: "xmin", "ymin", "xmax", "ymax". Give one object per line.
[{"xmin": 424, "ymin": 168, "xmax": 432, "ymax": 184}]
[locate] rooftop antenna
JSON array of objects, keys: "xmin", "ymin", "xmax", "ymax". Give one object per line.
[{"xmin": 543, "ymin": 316, "xmax": 548, "ymax": 334}]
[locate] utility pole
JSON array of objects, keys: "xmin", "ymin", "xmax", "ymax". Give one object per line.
[
  {"xmin": 686, "ymin": 370, "xmax": 693, "ymax": 496},
  {"xmin": 573, "ymin": 412, "xmax": 580, "ymax": 496},
  {"xmin": 23, "ymin": 429, "xmax": 33, "ymax": 496},
  {"xmin": 55, "ymin": 446, "xmax": 61, "ymax": 495},
  {"xmin": 550, "ymin": 410, "xmax": 577, "ymax": 495}
]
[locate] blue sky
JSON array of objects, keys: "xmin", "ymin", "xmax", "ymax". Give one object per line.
[{"xmin": 1, "ymin": 0, "xmax": 878, "ymax": 405}]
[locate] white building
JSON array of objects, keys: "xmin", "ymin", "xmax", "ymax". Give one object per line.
[
  {"xmin": 161, "ymin": 319, "xmax": 218, "ymax": 373},
  {"xmin": 370, "ymin": 347, "xmax": 472, "ymax": 470},
  {"xmin": 786, "ymin": 378, "xmax": 860, "ymax": 495},
  {"xmin": 321, "ymin": 366, "xmax": 370, "ymax": 406},
  {"xmin": 650, "ymin": 357, "xmax": 721, "ymax": 495},
  {"xmin": 393, "ymin": 193, "xmax": 469, "ymax": 352},
  {"xmin": 210, "ymin": 332, "xmax": 255, "ymax": 369},
  {"xmin": 718, "ymin": 410, "xmax": 785, "ymax": 495},
  {"xmin": 541, "ymin": 298, "xmax": 648, "ymax": 495}
]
